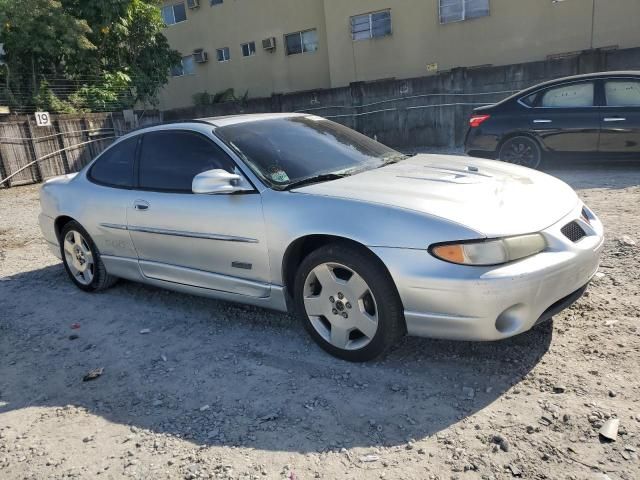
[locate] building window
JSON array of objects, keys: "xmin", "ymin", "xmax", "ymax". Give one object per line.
[
  {"xmin": 161, "ymin": 2, "xmax": 187, "ymax": 26},
  {"xmin": 350, "ymin": 10, "xmax": 392, "ymax": 41},
  {"xmin": 439, "ymin": 0, "xmax": 489, "ymax": 24},
  {"xmin": 171, "ymin": 55, "xmax": 196, "ymax": 77},
  {"xmin": 216, "ymin": 47, "xmax": 231, "ymax": 62},
  {"xmin": 284, "ymin": 29, "xmax": 318, "ymax": 55},
  {"xmin": 241, "ymin": 42, "xmax": 256, "ymax": 57},
  {"xmin": 210, "ymin": 0, "xmax": 223, "ymax": 4}
]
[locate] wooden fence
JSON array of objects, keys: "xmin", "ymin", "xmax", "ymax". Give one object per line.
[{"xmin": 0, "ymin": 111, "xmax": 162, "ymax": 188}]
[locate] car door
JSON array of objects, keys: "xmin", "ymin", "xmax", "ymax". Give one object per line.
[
  {"xmin": 598, "ymin": 77, "xmax": 640, "ymax": 156},
  {"xmin": 127, "ymin": 129, "xmax": 271, "ymax": 297},
  {"xmin": 528, "ymin": 80, "xmax": 600, "ymax": 156},
  {"xmin": 85, "ymin": 135, "xmax": 140, "ymax": 260}
]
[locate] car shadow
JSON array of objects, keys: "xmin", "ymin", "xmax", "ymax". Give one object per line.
[{"xmin": 0, "ymin": 264, "xmax": 553, "ymax": 453}]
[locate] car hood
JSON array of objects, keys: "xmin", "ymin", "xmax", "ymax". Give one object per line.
[{"xmin": 292, "ymin": 154, "xmax": 579, "ymax": 237}]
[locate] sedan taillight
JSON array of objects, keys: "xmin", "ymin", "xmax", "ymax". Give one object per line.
[{"xmin": 469, "ymin": 114, "xmax": 491, "ymax": 128}]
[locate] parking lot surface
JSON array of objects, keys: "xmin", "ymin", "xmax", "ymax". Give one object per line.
[{"xmin": 1, "ymin": 164, "xmax": 639, "ymax": 479}]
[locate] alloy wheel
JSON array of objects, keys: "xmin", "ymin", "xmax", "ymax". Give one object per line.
[
  {"xmin": 63, "ymin": 230, "xmax": 95, "ymax": 286},
  {"xmin": 500, "ymin": 137, "xmax": 541, "ymax": 169},
  {"xmin": 302, "ymin": 262, "xmax": 379, "ymax": 350}
]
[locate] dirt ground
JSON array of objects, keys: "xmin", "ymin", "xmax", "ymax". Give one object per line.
[{"xmin": 0, "ymin": 164, "xmax": 639, "ymax": 480}]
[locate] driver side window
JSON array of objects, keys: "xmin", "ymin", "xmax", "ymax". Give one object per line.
[{"xmin": 139, "ymin": 130, "xmax": 236, "ymax": 192}]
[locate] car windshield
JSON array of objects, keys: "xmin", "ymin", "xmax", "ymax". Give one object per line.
[{"xmin": 214, "ymin": 115, "xmax": 405, "ymax": 189}]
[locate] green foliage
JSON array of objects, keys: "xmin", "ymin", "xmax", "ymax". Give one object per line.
[
  {"xmin": 32, "ymin": 81, "xmax": 76, "ymax": 114},
  {"xmin": 0, "ymin": 0, "xmax": 180, "ymax": 113},
  {"xmin": 68, "ymin": 72, "xmax": 133, "ymax": 112}
]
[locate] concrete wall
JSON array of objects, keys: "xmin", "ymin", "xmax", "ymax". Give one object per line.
[
  {"xmin": 163, "ymin": 47, "xmax": 640, "ymax": 149},
  {"xmin": 158, "ymin": 0, "xmax": 332, "ymax": 109},
  {"xmin": 158, "ymin": 0, "xmax": 640, "ymax": 110}
]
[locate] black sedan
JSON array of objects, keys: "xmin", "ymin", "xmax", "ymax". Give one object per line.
[{"xmin": 464, "ymin": 71, "xmax": 640, "ymax": 169}]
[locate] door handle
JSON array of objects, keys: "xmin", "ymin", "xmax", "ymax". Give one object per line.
[
  {"xmin": 603, "ymin": 117, "xmax": 626, "ymax": 122},
  {"xmin": 133, "ymin": 200, "xmax": 150, "ymax": 211},
  {"xmin": 533, "ymin": 119, "xmax": 552, "ymax": 124}
]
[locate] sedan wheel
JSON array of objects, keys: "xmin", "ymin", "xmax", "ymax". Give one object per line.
[
  {"xmin": 303, "ymin": 262, "xmax": 379, "ymax": 351},
  {"xmin": 499, "ymin": 136, "xmax": 542, "ymax": 169},
  {"xmin": 294, "ymin": 243, "xmax": 404, "ymax": 362},
  {"xmin": 60, "ymin": 220, "xmax": 118, "ymax": 292}
]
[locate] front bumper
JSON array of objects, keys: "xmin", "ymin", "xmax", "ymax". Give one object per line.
[{"xmin": 371, "ymin": 203, "xmax": 604, "ymax": 341}]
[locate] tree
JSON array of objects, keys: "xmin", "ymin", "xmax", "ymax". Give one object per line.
[{"xmin": 0, "ymin": 0, "xmax": 180, "ymax": 113}]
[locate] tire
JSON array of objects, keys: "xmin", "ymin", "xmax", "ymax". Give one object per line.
[
  {"xmin": 498, "ymin": 136, "xmax": 543, "ymax": 169},
  {"xmin": 293, "ymin": 243, "xmax": 404, "ymax": 362},
  {"xmin": 60, "ymin": 220, "xmax": 118, "ymax": 292}
]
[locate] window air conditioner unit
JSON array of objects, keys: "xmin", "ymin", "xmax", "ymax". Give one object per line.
[
  {"xmin": 262, "ymin": 37, "xmax": 277, "ymax": 51},
  {"xmin": 187, "ymin": 0, "xmax": 200, "ymax": 8},
  {"xmin": 193, "ymin": 49, "xmax": 208, "ymax": 63}
]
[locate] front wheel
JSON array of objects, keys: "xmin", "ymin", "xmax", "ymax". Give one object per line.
[
  {"xmin": 498, "ymin": 136, "xmax": 543, "ymax": 169},
  {"xmin": 293, "ymin": 243, "xmax": 404, "ymax": 362}
]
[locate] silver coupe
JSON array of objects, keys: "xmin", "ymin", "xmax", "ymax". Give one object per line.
[{"xmin": 39, "ymin": 113, "xmax": 604, "ymax": 361}]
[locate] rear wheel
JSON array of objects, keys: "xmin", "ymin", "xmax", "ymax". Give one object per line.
[
  {"xmin": 498, "ymin": 136, "xmax": 543, "ymax": 169},
  {"xmin": 293, "ymin": 243, "xmax": 404, "ymax": 362},
  {"xmin": 60, "ymin": 221, "xmax": 117, "ymax": 292}
]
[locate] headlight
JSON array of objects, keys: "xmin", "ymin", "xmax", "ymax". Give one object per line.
[{"xmin": 429, "ymin": 233, "xmax": 547, "ymax": 266}]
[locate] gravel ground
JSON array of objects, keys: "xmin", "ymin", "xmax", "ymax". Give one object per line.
[{"xmin": 0, "ymin": 164, "xmax": 639, "ymax": 480}]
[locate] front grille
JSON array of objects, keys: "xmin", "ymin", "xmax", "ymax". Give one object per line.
[{"xmin": 561, "ymin": 221, "xmax": 587, "ymax": 242}]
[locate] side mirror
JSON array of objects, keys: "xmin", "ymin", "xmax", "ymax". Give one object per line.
[{"xmin": 192, "ymin": 169, "xmax": 252, "ymax": 195}]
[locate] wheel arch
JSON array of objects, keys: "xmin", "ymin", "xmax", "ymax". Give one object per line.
[
  {"xmin": 281, "ymin": 234, "xmax": 399, "ymax": 303},
  {"xmin": 497, "ymin": 131, "xmax": 546, "ymax": 154},
  {"xmin": 54, "ymin": 215, "xmax": 77, "ymax": 243}
]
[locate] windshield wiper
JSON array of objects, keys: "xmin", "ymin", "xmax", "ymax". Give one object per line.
[
  {"xmin": 284, "ymin": 172, "xmax": 351, "ymax": 190},
  {"xmin": 379, "ymin": 154, "xmax": 411, "ymax": 167}
]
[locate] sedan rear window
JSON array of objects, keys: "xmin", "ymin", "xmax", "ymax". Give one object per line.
[
  {"xmin": 88, "ymin": 136, "xmax": 138, "ymax": 188},
  {"xmin": 540, "ymin": 82, "xmax": 594, "ymax": 108}
]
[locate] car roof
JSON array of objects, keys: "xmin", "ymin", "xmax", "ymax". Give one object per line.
[
  {"xmin": 197, "ymin": 112, "xmax": 307, "ymax": 127},
  {"xmin": 526, "ymin": 70, "xmax": 640, "ymax": 90},
  {"xmin": 116, "ymin": 112, "xmax": 309, "ymax": 140}
]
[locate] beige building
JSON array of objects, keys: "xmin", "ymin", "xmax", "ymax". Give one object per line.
[{"xmin": 158, "ymin": 0, "xmax": 640, "ymax": 110}]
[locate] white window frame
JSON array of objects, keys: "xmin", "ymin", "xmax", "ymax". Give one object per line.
[
  {"xmin": 350, "ymin": 10, "xmax": 392, "ymax": 41},
  {"xmin": 284, "ymin": 29, "xmax": 318, "ymax": 56},
  {"xmin": 216, "ymin": 47, "xmax": 231, "ymax": 62},
  {"xmin": 439, "ymin": 0, "xmax": 490, "ymax": 25},
  {"xmin": 162, "ymin": 2, "xmax": 187, "ymax": 26},
  {"xmin": 241, "ymin": 41, "xmax": 256, "ymax": 58}
]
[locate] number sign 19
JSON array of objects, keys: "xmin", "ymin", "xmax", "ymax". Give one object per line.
[{"xmin": 35, "ymin": 111, "xmax": 51, "ymax": 127}]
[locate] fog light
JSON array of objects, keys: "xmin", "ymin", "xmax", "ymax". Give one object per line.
[{"xmin": 495, "ymin": 304, "xmax": 527, "ymax": 334}]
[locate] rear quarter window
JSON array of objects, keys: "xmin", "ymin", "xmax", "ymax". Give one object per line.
[
  {"xmin": 88, "ymin": 137, "xmax": 138, "ymax": 188},
  {"xmin": 519, "ymin": 92, "xmax": 538, "ymax": 107}
]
